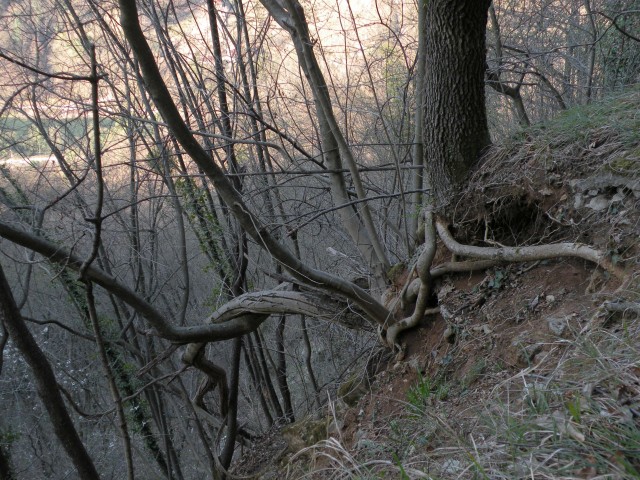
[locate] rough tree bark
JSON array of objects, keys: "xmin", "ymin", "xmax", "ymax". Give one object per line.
[{"xmin": 423, "ymin": 0, "xmax": 492, "ymax": 206}]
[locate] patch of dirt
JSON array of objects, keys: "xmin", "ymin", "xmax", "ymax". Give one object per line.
[
  {"xmin": 338, "ymin": 259, "xmax": 602, "ymax": 446},
  {"xmin": 232, "ymin": 427, "xmax": 288, "ymax": 478}
]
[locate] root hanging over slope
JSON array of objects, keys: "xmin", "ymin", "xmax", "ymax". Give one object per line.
[{"xmin": 383, "ymin": 215, "xmax": 626, "ymax": 350}]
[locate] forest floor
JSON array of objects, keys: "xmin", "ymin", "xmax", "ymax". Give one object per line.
[{"xmin": 234, "ymin": 88, "xmax": 640, "ymax": 479}]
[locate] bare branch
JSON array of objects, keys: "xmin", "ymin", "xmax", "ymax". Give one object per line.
[
  {"xmin": 595, "ymin": 9, "xmax": 640, "ymax": 43},
  {"xmin": 117, "ymin": 0, "xmax": 391, "ymax": 324},
  {"xmin": 0, "ymin": 49, "xmax": 97, "ymax": 81},
  {"xmin": 23, "ymin": 316, "xmax": 95, "ymax": 342},
  {"xmin": 0, "ymin": 222, "xmax": 370, "ymax": 341}
]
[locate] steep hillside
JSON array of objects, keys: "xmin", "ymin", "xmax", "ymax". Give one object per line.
[{"xmin": 234, "ymin": 89, "xmax": 640, "ymax": 479}]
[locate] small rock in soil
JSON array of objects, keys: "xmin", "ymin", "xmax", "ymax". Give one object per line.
[
  {"xmin": 547, "ymin": 316, "xmax": 567, "ymax": 336},
  {"xmin": 587, "ymin": 195, "xmax": 609, "ymax": 211}
]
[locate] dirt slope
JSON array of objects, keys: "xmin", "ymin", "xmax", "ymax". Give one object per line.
[{"xmin": 236, "ymin": 89, "xmax": 640, "ymax": 480}]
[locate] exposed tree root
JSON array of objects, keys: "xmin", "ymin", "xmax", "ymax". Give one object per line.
[
  {"xmin": 602, "ymin": 301, "xmax": 640, "ymax": 316},
  {"xmin": 384, "ymin": 216, "xmax": 627, "ymax": 350},
  {"xmin": 385, "ymin": 211, "xmax": 437, "ymax": 350},
  {"xmin": 403, "ymin": 259, "xmax": 503, "ymax": 305},
  {"xmin": 435, "ymin": 217, "xmax": 625, "ymax": 279}
]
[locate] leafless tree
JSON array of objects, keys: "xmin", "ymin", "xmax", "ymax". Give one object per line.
[{"xmin": 0, "ymin": 0, "xmax": 632, "ymax": 477}]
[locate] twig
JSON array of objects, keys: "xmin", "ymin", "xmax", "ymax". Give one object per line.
[{"xmin": 602, "ymin": 300, "xmax": 640, "ymax": 315}]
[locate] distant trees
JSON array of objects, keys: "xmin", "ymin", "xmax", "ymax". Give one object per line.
[
  {"xmin": 0, "ymin": 0, "xmax": 636, "ymax": 478},
  {"xmin": 486, "ymin": 0, "xmax": 640, "ymax": 129}
]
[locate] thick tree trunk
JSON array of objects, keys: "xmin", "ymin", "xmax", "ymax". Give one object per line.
[{"xmin": 424, "ymin": 0, "xmax": 491, "ymax": 207}]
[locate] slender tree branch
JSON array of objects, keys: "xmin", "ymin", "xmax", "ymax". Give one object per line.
[
  {"xmin": 0, "ymin": 49, "xmax": 97, "ymax": 81},
  {"xmin": 23, "ymin": 316, "xmax": 96, "ymax": 342},
  {"xmin": 595, "ymin": 9, "xmax": 640, "ymax": 43},
  {"xmin": 0, "ymin": 264, "xmax": 100, "ymax": 479},
  {"xmin": 0, "ymin": 319, "xmax": 7, "ymax": 377}
]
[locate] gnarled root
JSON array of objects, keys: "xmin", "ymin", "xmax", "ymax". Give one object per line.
[
  {"xmin": 435, "ymin": 217, "xmax": 625, "ymax": 280},
  {"xmin": 385, "ymin": 307, "xmax": 441, "ymax": 353},
  {"xmin": 385, "ymin": 211, "xmax": 437, "ymax": 350},
  {"xmin": 383, "ymin": 215, "xmax": 627, "ymax": 351}
]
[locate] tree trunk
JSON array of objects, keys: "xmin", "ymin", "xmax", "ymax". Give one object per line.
[
  {"xmin": 424, "ymin": 0, "xmax": 491, "ymax": 207},
  {"xmin": 275, "ymin": 315, "xmax": 295, "ymax": 423},
  {"xmin": 409, "ymin": 0, "xmax": 427, "ymax": 248},
  {"xmin": 0, "ymin": 265, "xmax": 100, "ymax": 480},
  {"xmin": 582, "ymin": 0, "xmax": 597, "ymax": 104},
  {"xmin": 220, "ymin": 337, "xmax": 242, "ymax": 470}
]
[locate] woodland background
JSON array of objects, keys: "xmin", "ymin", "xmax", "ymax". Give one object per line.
[{"xmin": 0, "ymin": 0, "xmax": 638, "ymax": 478}]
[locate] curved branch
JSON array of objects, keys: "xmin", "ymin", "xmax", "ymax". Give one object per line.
[
  {"xmin": 209, "ymin": 288, "xmax": 367, "ymax": 328},
  {"xmin": 0, "ymin": 222, "xmax": 369, "ymax": 342},
  {"xmin": 117, "ymin": 0, "xmax": 390, "ymax": 324},
  {"xmin": 0, "ymin": 49, "xmax": 95, "ymax": 81},
  {"xmin": 435, "ymin": 217, "xmax": 624, "ymax": 279}
]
